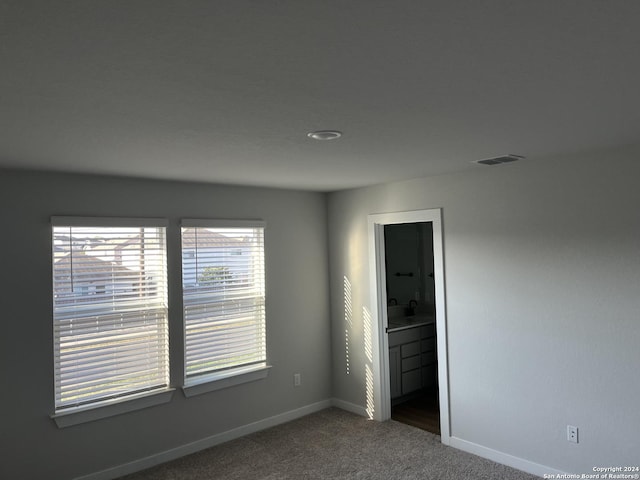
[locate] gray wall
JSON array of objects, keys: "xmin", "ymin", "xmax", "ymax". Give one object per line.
[
  {"xmin": 0, "ymin": 170, "xmax": 331, "ymax": 479},
  {"xmin": 328, "ymin": 144, "xmax": 640, "ymax": 473}
]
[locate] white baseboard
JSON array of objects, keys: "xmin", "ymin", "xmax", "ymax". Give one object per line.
[
  {"xmin": 330, "ymin": 398, "xmax": 563, "ymax": 477},
  {"xmin": 449, "ymin": 436, "xmax": 565, "ymax": 478},
  {"xmin": 331, "ymin": 398, "xmax": 368, "ymax": 417},
  {"xmin": 75, "ymin": 399, "xmax": 333, "ymax": 480},
  {"xmin": 75, "ymin": 399, "xmax": 563, "ymax": 480}
]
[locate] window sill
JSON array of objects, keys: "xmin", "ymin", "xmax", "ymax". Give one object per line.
[
  {"xmin": 51, "ymin": 388, "xmax": 175, "ymax": 428},
  {"xmin": 182, "ymin": 364, "xmax": 271, "ymax": 398}
]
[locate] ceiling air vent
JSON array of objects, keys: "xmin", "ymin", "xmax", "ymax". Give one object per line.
[{"xmin": 474, "ymin": 154, "xmax": 525, "ymax": 166}]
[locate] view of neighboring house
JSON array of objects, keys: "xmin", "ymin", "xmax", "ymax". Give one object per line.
[
  {"xmin": 53, "ymin": 250, "xmax": 140, "ymax": 304},
  {"xmin": 181, "ymin": 227, "xmax": 254, "ymax": 291},
  {"xmin": 52, "ymin": 227, "xmax": 258, "ymax": 315},
  {"xmin": 52, "ymin": 229, "xmax": 165, "ymax": 308}
]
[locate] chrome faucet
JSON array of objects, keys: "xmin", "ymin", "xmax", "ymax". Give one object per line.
[{"xmin": 407, "ymin": 299, "xmax": 418, "ymax": 316}]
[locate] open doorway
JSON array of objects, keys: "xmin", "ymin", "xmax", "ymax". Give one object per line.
[
  {"xmin": 367, "ymin": 209, "xmax": 449, "ymax": 443},
  {"xmin": 385, "ymin": 222, "xmax": 440, "ymax": 434}
]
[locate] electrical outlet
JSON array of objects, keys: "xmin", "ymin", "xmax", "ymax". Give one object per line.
[
  {"xmin": 567, "ymin": 425, "xmax": 579, "ymax": 443},
  {"xmin": 294, "ymin": 373, "xmax": 301, "ymax": 387}
]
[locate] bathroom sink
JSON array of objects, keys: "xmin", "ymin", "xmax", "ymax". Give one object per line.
[{"xmin": 387, "ymin": 313, "xmax": 435, "ymax": 331}]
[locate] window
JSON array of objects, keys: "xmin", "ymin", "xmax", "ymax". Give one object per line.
[
  {"xmin": 52, "ymin": 217, "xmax": 169, "ymax": 413},
  {"xmin": 181, "ymin": 220, "xmax": 266, "ymax": 387}
]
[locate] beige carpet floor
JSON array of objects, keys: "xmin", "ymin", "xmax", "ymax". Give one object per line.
[{"xmin": 119, "ymin": 407, "xmax": 540, "ymax": 479}]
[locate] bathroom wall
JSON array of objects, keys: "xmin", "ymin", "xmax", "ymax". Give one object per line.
[{"xmin": 385, "ymin": 222, "xmax": 434, "ymax": 308}]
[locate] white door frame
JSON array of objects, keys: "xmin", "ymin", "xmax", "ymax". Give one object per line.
[{"xmin": 367, "ymin": 208, "xmax": 450, "ymax": 444}]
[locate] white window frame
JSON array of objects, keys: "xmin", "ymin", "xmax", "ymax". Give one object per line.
[
  {"xmin": 50, "ymin": 216, "xmax": 174, "ymax": 427},
  {"xmin": 180, "ymin": 219, "xmax": 269, "ymax": 397}
]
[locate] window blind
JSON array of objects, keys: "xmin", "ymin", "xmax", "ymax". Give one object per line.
[
  {"xmin": 52, "ymin": 220, "xmax": 169, "ymax": 410},
  {"xmin": 181, "ymin": 221, "xmax": 266, "ymax": 383}
]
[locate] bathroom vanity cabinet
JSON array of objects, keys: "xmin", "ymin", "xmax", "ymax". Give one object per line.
[{"xmin": 388, "ymin": 321, "xmax": 436, "ymax": 400}]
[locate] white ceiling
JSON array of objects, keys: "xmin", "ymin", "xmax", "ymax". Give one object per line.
[{"xmin": 2, "ymin": 1, "xmax": 640, "ymax": 192}]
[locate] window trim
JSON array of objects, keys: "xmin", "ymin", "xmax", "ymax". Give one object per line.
[
  {"xmin": 180, "ymin": 218, "xmax": 266, "ymax": 229},
  {"xmin": 51, "ymin": 388, "xmax": 175, "ymax": 428},
  {"xmin": 180, "ymin": 218, "xmax": 268, "ymax": 392},
  {"xmin": 52, "ymin": 216, "xmax": 169, "ymax": 228},
  {"xmin": 182, "ymin": 365, "xmax": 271, "ymax": 398},
  {"xmin": 51, "ymin": 216, "xmax": 170, "ymax": 423},
  {"xmin": 48, "ymin": 216, "xmax": 271, "ymax": 423}
]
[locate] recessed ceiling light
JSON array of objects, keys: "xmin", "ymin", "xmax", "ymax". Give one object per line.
[{"xmin": 307, "ymin": 130, "xmax": 342, "ymax": 140}]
